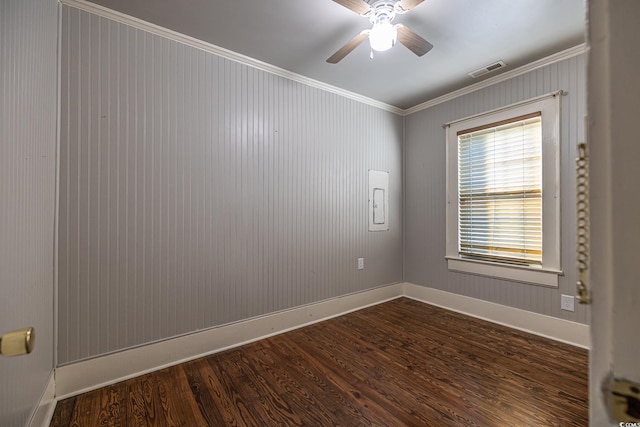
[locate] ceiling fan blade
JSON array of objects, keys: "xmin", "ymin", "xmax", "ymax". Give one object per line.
[
  {"xmin": 396, "ymin": 25, "xmax": 433, "ymax": 57},
  {"xmin": 327, "ymin": 31, "xmax": 369, "ymax": 63},
  {"xmin": 397, "ymin": 0, "xmax": 425, "ymax": 12},
  {"xmin": 331, "ymin": 0, "xmax": 371, "ymax": 15}
]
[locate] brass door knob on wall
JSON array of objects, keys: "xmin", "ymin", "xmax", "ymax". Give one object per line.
[{"xmin": 0, "ymin": 327, "xmax": 35, "ymax": 357}]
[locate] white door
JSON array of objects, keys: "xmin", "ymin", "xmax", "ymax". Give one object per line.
[
  {"xmin": 588, "ymin": 0, "xmax": 640, "ymax": 425},
  {"xmin": 0, "ymin": 0, "xmax": 58, "ymax": 426}
]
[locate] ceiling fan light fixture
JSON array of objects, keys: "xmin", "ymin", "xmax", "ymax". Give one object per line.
[
  {"xmin": 369, "ymin": 21, "xmax": 397, "ymax": 52},
  {"xmin": 327, "ymin": 0, "xmax": 431, "ymax": 63}
]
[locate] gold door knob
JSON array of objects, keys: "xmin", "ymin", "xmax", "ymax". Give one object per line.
[{"xmin": 0, "ymin": 327, "xmax": 35, "ymax": 357}]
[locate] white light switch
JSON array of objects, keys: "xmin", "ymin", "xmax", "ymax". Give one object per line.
[{"xmin": 357, "ymin": 258, "xmax": 364, "ymax": 270}]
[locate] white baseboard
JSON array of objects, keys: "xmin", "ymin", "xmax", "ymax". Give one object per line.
[
  {"xmin": 28, "ymin": 371, "xmax": 56, "ymax": 427},
  {"xmin": 55, "ymin": 282, "xmax": 590, "ymax": 399},
  {"xmin": 55, "ymin": 283, "xmax": 404, "ymax": 398},
  {"xmin": 403, "ymin": 282, "xmax": 590, "ymax": 349}
]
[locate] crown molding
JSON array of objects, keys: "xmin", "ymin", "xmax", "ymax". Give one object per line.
[
  {"xmin": 59, "ymin": 0, "xmax": 405, "ymax": 115},
  {"xmin": 402, "ymin": 43, "xmax": 588, "ymax": 116},
  {"xmin": 60, "ymin": 0, "xmax": 586, "ymax": 117}
]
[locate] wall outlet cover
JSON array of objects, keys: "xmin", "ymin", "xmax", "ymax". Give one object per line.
[{"xmin": 561, "ymin": 294, "xmax": 575, "ymax": 312}]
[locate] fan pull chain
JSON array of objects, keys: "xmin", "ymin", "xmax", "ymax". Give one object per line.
[{"xmin": 576, "ymin": 142, "xmax": 591, "ymax": 304}]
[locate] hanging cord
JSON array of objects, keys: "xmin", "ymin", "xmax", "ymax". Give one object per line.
[{"xmin": 576, "ymin": 142, "xmax": 591, "ymax": 304}]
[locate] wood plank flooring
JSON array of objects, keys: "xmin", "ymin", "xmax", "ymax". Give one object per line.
[{"xmin": 49, "ymin": 298, "xmax": 588, "ymax": 426}]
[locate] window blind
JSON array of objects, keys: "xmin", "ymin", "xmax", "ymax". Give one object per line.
[{"xmin": 457, "ymin": 112, "xmax": 542, "ymax": 265}]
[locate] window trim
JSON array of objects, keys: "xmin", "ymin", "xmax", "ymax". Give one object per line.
[{"xmin": 445, "ymin": 92, "xmax": 562, "ymax": 287}]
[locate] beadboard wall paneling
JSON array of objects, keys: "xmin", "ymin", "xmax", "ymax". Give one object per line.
[
  {"xmin": 0, "ymin": 0, "xmax": 58, "ymax": 426},
  {"xmin": 58, "ymin": 6, "xmax": 403, "ymax": 365},
  {"xmin": 404, "ymin": 54, "xmax": 589, "ymax": 325}
]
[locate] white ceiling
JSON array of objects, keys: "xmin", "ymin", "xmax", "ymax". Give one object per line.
[{"xmin": 85, "ymin": 0, "xmax": 586, "ymax": 110}]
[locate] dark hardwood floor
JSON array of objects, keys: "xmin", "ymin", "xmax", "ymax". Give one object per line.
[{"xmin": 50, "ymin": 298, "xmax": 588, "ymax": 426}]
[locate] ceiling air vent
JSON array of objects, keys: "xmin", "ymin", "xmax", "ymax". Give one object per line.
[{"xmin": 468, "ymin": 61, "xmax": 507, "ymax": 78}]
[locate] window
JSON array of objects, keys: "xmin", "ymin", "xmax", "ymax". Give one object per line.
[
  {"xmin": 458, "ymin": 113, "xmax": 542, "ymax": 265},
  {"xmin": 445, "ymin": 94, "xmax": 562, "ymax": 287}
]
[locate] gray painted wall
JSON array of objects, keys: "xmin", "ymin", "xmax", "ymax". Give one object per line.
[
  {"xmin": 0, "ymin": 0, "xmax": 58, "ymax": 425},
  {"xmin": 404, "ymin": 54, "xmax": 589, "ymax": 325},
  {"xmin": 58, "ymin": 7, "xmax": 403, "ymax": 365}
]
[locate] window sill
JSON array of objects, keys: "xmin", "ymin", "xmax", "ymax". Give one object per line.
[{"xmin": 446, "ymin": 257, "xmax": 561, "ymax": 287}]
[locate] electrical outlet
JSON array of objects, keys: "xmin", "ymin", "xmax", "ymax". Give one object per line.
[
  {"xmin": 357, "ymin": 258, "xmax": 364, "ymax": 270},
  {"xmin": 561, "ymin": 294, "xmax": 575, "ymax": 312}
]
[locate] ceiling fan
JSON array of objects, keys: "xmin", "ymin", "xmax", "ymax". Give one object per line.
[{"xmin": 327, "ymin": 0, "xmax": 433, "ymax": 63}]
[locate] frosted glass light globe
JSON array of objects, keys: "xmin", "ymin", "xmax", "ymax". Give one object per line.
[{"xmin": 369, "ymin": 22, "xmax": 397, "ymax": 52}]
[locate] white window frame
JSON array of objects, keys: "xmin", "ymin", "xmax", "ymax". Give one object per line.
[{"xmin": 445, "ymin": 93, "xmax": 562, "ymax": 287}]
